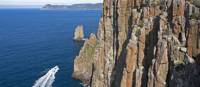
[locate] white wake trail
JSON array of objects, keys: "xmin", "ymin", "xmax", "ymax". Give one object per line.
[{"xmin": 32, "ymin": 66, "xmax": 59, "ymax": 87}]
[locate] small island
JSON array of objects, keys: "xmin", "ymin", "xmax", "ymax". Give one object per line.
[{"xmin": 41, "ymin": 3, "xmax": 102, "ymax": 10}]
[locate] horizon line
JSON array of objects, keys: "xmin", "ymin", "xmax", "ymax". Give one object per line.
[
  {"xmin": 0, "ymin": 3, "xmax": 103, "ymax": 8},
  {"xmin": 0, "ymin": 2, "xmax": 103, "ymax": 6}
]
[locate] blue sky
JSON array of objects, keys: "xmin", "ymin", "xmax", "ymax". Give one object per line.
[{"xmin": 0, "ymin": 0, "xmax": 103, "ymax": 5}]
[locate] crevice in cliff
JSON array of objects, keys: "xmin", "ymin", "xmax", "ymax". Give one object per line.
[
  {"xmin": 166, "ymin": 40, "xmax": 175, "ymax": 87},
  {"xmin": 111, "ymin": 2, "xmax": 134, "ymax": 86},
  {"xmin": 141, "ymin": 16, "xmax": 160, "ymax": 87},
  {"xmin": 113, "ymin": 0, "xmax": 119, "ymax": 65},
  {"xmin": 167, "ymin": 0, "xmax": 173, "ymax": 24},
  {"xmin": 89, "ymin": 64, "xmax": 95, "ymax": 86},
  {"xmin": 111, "ymin": 0, "xmax": 120, "ymax": 86}
]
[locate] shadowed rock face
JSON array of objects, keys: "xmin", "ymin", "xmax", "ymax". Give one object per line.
[{"xmin": 73, "ymin": 0, "xmax": 200, "ymax": 87}]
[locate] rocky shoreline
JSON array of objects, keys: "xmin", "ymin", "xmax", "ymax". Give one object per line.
[{"xmin": 73, "ymin": 0, "xmax": 200, "ymax": 87}]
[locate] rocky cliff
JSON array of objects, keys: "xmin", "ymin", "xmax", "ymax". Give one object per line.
[{"xmin": 73, "ymin": 0, "xmax": 200, "ymax": 87}]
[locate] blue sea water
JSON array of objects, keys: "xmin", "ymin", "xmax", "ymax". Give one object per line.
[{"xmin": 0, "ymin": 9, "xmax": 101, "ymax": 87}]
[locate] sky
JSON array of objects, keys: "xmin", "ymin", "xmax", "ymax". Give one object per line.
[{"xmin": 0, "ymin": 0, "xmax": 103, "ymax": 5}]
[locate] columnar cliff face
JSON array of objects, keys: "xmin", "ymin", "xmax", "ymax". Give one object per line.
[{"xmin": 73, "ymin": 0, "xmax": 200, "ymax": 87}]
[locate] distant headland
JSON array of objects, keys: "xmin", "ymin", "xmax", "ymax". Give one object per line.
[{"xmin": 41, "ymin": 3, "xmax": 102, "ymax": 10}]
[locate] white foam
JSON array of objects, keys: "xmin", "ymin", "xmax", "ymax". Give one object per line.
[{"xmin": 32, "ymin": 66, "xmax": 59, "ymax": 87}]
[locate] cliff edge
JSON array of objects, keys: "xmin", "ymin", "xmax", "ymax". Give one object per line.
[{"xmin": 73, "ymin": 0, "xmax": 200, "ymax": 87}]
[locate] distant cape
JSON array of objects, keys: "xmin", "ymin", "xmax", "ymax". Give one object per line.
[{"xmin": 41, "ymin": 3, "xmax": 102, "ymax": 10}]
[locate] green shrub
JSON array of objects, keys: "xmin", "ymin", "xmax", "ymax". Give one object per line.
[
  {"xmin": 174, "ymin": 60, "xmax": 185, "ymax": 65},
  {"xmin": 190, "ymin": 13, "xmax": 200, "ymax": 20},
  {"xmin": 193, "ymin": 0, "xmax": 200, "ymax": 8},
  {"xmin": 139, "ymin": 21, "xmax": 144, "ymax": 28},
  {"xmin": 135, "ymin": 28, "xmax": 141, "ymax": 37}
]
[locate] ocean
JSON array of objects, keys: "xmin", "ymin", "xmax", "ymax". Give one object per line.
[{"xmin": 0, "ymin": 9, "xmax": 101, "ymax": 87}]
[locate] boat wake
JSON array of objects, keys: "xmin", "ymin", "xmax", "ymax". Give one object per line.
[{"xmin": 32, "ymin": 66, "xmax": 59, "ymax": 87}]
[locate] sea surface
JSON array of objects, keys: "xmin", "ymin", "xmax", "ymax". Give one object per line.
[{"xmin": 0, "ymin": 9, "xmax": 101, "ymax": 87}]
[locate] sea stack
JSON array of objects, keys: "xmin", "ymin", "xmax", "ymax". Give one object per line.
[{"xmin": 73, "ymin": 25, "xmax": 84, "ymax": 41}]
